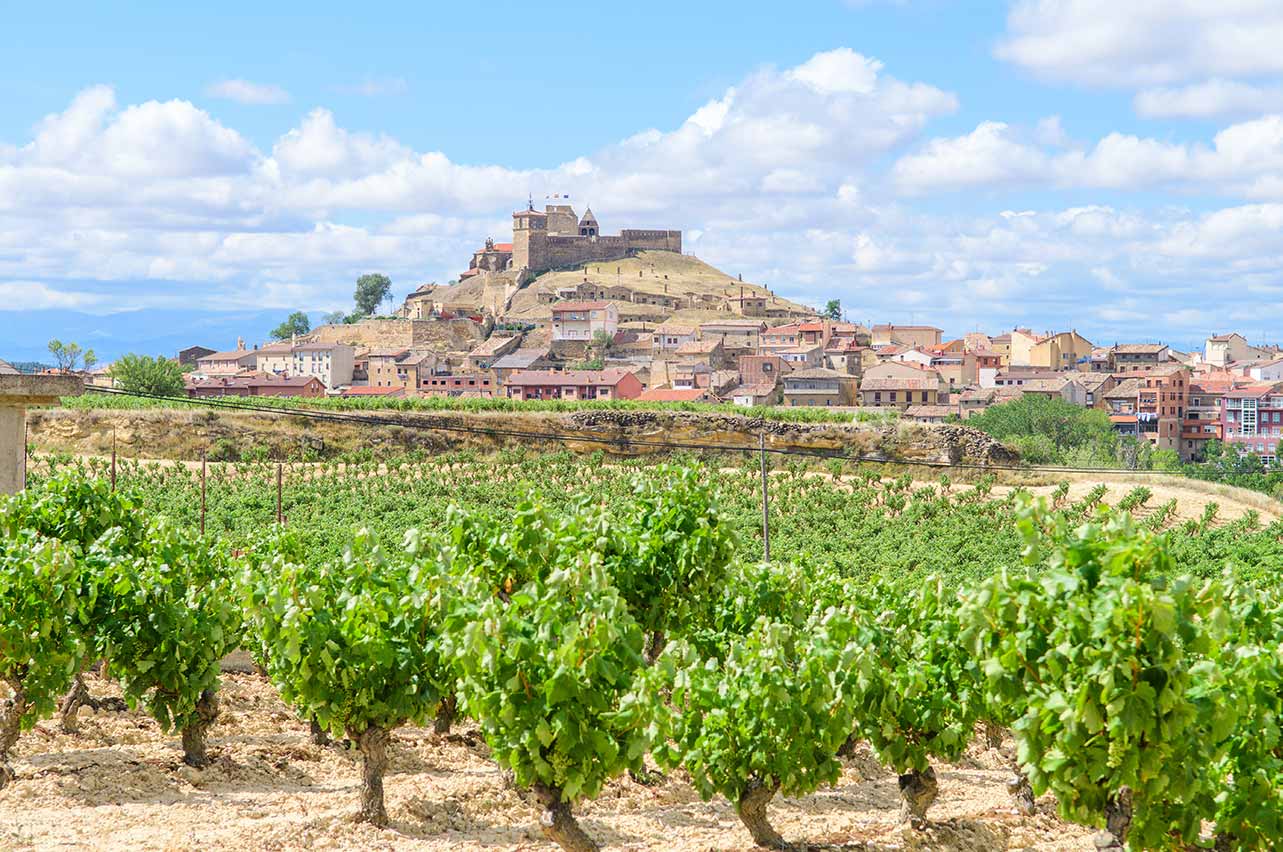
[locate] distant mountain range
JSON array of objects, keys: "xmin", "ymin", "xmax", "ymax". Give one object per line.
[{"xmin": 0, "ymin": 308, "xmax": 312, "ymax": 364}]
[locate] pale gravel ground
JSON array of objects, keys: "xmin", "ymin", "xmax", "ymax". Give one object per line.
[{"xmin": 0, "ymin": 673, "xmax": 1099, "ymax": 851}]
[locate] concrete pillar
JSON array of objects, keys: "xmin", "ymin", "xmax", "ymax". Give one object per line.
[
  {"xmin": 0, "ymin": 374, "xmax": 84, "ymax": 494},
  {"xmin": 0, "ymin": 405, "xmax": 25, "ymax": 494}
]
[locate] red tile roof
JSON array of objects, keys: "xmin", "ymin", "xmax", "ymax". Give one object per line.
[
  {"xmin": 506, "ymin": 369, "xmax": 635, "ymax": 386},
  {"xmin": 637, "ymin": 388, "xmax": 712, "ymax": 402}
]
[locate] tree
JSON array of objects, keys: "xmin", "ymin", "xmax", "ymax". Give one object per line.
[
  {"xmin": 102, "ymin": 520, "xmax": 243, "ymax": 767},
  {"xmin": 109, "ymin": 354, "xmax": 185, "ymax": 396},
  {"xmin": 447, "ymin": 557, "xmax": 652, "ymax": 852},
  {"xmin": 270, "ymin": 311, "xmax": 311, "ymax": 341},
  {"xmin": 652, "ymin": 609, "xmax": 859, "ymax": 848},
  {"xmin": 846, "ymin": 579, "xmax": 984, "ymax": 826},
  {"xmin": 46, "ymin": 339, "xmax": 96, "ymax": 373},
  {"xmin": 967, "ymin": 394, "xmax": 1118, "ymax": 465},
  {"xmin": 0, "ymin": 534, "xmax": 83, "ymax": 788},
  {"xmin": 321, "ymin": 310, "xmax": 348, "ymax": 326},
  {"xmin": 963, "ymin": 502, "xmax": 1235, "ymax": 849},
  {"xmin": 353, "ymin": 274, "xmax": 392, "ymax": 317},
  {"xmin": 822, "ymin": 299, "xmax": 841, "ymax": 321},
  {"xmin": 239, "ymin": 529, "xmax": 451, "ymax": 825}
]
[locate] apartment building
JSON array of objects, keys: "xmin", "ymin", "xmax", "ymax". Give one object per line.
[{"xmin": 1220, "ymin": 383, "xmax": 1283, "ymax": 465}]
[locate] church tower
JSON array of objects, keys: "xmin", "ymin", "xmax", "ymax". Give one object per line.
[
  {"xmin": 579, "ymin": 206, "xmax": 599, "ymax": 237},
  {"xmin": 512, "ymin": 199, "xmax": 548, "ymax": 272}
]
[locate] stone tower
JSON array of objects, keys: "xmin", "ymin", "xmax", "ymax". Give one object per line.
[
  {"xmin": 579, "ymin": 207, "xmax": 599, "ymax": 237},
  {"xmin": 511, "ymin": 203, "xmax": 548, "ymax": 273},
  {"xmin": 545, "ymin": 204, "xmax": 578, "ymax": 236}
]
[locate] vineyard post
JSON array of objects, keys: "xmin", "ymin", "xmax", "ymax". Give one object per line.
[
  {"xmin": 110, "ymin": 428, "xmax": 117, "ymax": 491},
  {"xmin": 759, "ymin": 431, "xmax": 771, "ymax": 563},
  {"xmin": 200, "ymin": 451, "xmax": 207, "ymax": 537},
  {"xmin": 276, "ymin": 462, "xmax": 283, "ymax": 526}
]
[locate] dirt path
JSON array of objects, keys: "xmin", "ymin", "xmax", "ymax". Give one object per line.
[{"xmin": 0, "ymin": 673, "xmax": 1095, "ymax": 851}]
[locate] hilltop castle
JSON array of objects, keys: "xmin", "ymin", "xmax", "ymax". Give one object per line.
[{"xmin": 462, "ymin": 202, "xmax": 682, "ymax": 280}]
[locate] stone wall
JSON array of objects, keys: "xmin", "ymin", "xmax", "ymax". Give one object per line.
[{"xmin": 306, "ymin": 318, "xmax": 484, "ymax": 351}]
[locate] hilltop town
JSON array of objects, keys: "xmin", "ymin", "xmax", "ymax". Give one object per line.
[{"xmin": 18, "ymin": 203, "xmax": 1283, "ymax": 469}]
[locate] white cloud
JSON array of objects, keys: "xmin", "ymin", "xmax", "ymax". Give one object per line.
[
  {"xmin": 1134, "ymin": 79, "xmax": 1283, "ymax": 119},
  {"xmin": 787, "ymin": 48, "xmax": 883, "ymax": 95},
  {"xmin": 893, "ymin": 115, "xmax": 1283, "ymax": 196},
  {"xmin": 997, "ymin": 1, "xmax": 1283, "ymax": 87},
  {"xmin": 0, "ymin": 281, "xmax": 106, "ymax": 311},
  {"xmin": 205, "ymin": 79, "xmax": 291, "ymax": 105}
]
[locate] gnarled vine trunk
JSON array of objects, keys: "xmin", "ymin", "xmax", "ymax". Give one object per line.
[
  {"xmin": 433, "ymin": 694, "xmax": 458, "ymax": 735},
  {"xmin": 0, "ymin": 681, "xmax": 29, "ymax": 790},
  {"xmin": 982, "ymin": 720, "xmax": 1004, "ymax": 751},
  {"xmin": 353, "ymin": 725, "xmax": 391, "ymax": 827},
  {"xmin": 1097, "ymin": 787, "xmax": 1132, "ymax": 850},
  {"xmin": 180, "ymin": 689, "xmax": 219, "ymax": 768},
  {"xmin": 736, "ymin": 777, "xmax": 785, "ymax": 849},
  {"xmin": 837, "ymin": 732, "xmax": 859, "ymax": 758},
  {"xmin": 898, "ymin": 766, "xmax": 939, "ymax": 828},
  {"xmin": 643, "ymin": 629, "xmax": 666, "ymax": 665},
  {"xmin": 532, "ymin": 782, "xmax": 599, "ymax": 852},
  {"xmin": 309, "ymin": 716, "xmax": 331, "ymax": 746},
  {"xmin": 1006, "ymin": 770, "xmax": 1036, "ymax": 815}
]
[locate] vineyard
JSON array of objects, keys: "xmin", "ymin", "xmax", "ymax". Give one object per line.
[{"xmin": 3, "ymin": 454, "xmax": 1283, "ymax": 850}]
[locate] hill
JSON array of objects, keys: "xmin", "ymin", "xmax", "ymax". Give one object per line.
[{"xmin": 425, "ymin": 251, "xmax": 816, "ymax": 326}]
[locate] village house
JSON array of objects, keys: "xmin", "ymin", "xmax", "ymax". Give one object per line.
[
  {"xmin": 178, "ymin": 345, "xmax": 215, "ymax": 367},
  {"xmin": 1183, "ymin": 380, "xmax": 1231, "ymax": 460},
  {"xmin": 254, "ymin": 342, "xmax": 294, "ymax": 376},
  {"xmin": 1076, "ymin": 373, "xmax": 1117, "ymax": 408},
  {"xmin": 1109, "ymin": 343, "xmax": 1170, "ymax": 372},
  {"xmin": 738, "ymin": 353, "xmax": 792, "ymax": 387},
  {"xmin": 723, "ymin": 292, "xmax": 768, "ymax": 316},
  {"xmin": 699, "ymin": 319, "xmax": 766, "ymax": 354},
  {"xmin": 930, "ymin": 352, "xmax": 978, "ymax": 390},
  {"xmin": 1246, "ymin": 357, "xmax": 1283, "ymax": 383},
  {"xmin": 729, "ymin": 382, "xmax": 782, "ymax": 407},
  {"xmin": 871, "ymin": 324, "xmax": 943, "ymax": 349},
  {"xmin": 196, "ymin": 340, "xmax": 258, "ymax": 376},
  {"xmin": 777, "ymin": 344, "xmax": 825, "ymax": 369},
  {"xmin": 551, "ymin": 302, "xmax": 618, "ymax": 341},
  {"xmin": 464, "ymin": 335, "xmax": 523, "ymax": 371},
  {"xmin": 1106, "ymin": 367, "xmax": 1189, "ymax": 453},
  {"xmin": 1220, "ymin": 383, "xmax": 1283, "ymax": 465},
  {"xmin": 823, "ymin": 338, "xmax": 868, "ymax": 375},
  {"xmin": 505, "ymin": 368, "xmax": 643, "ymax": 401},
  {"xmin": 637, "ymin": 387, "xmax": 716, "ymax": 403},
  {"xmin": 490, "ymin": 349, "xmax": 559, "ymax": 384},
  {"xmin": 651, "ymin": 322, "xmax": 698, "ymax": 354},
  {"xmin": 957, "ymin": 387, "xmax": 997, "ymax": 419},
  {"xmin": 904, "ymin": 404, "xmax": 955, "ymax": 424},
  {"xmin": 760, "ymin": 323, "xmax": 803, "ymax": 351},
  {"xmin": 781, "ymin": 367, "xmax": 859, "ymax": 407},
  {"xmin": 857, "ymin": 363, "xmax": 946, "ymax": 409},
  {"xmin": 1205, "ymin": 332, "xmax": 1270, "ymax": 367},
  {"xmin": 186, "ymin": 374, "xmax": 325, "ymax": 398},
  {"xmin": 421, "ymin": 374, "xmax": 497, "ymax": 398},
  {"xmin": 674, "ymin": 338, "xmax": 730, "ymax": 370},
  {"xmin": 1028, "ymin": 331, "xmax": 1095, "ymax": 371},
  {"xmin": 1013, "ymin": 375, "xmax": 1089, "ymax": 406},
  {"xmin": 341, "ymin": 385, "xmax": 406, "ymax": 399},
  {"xmin": 366, "ymin": 349, "xmax": 411, "ymax": 390},
  {"xmin": 291, "ymin": 342, "xmax": 355, "ymax": 389}
]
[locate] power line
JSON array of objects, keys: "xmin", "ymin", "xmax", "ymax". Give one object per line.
[{"xmin": 82, "ymin": 387, "xmax": 1207, "ymax": 477}]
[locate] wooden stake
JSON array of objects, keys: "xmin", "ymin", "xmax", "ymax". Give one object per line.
[
  {"xmin": 276, "ymin": 463, "xmax": 283, "ymax": 525},
  {"xmin": 759, "ymin": 431, "xmax": 771, "ymax": 563},
  {"xmin": 110, "ymin": 428, "xmax": 117, "ymax": 491},
  {"xmin": 200, "ymin": 451, "xmax": 207, "ymax": 537}
]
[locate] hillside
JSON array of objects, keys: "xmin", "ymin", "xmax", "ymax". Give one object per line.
[{"xmin": 426, "ymin": 251, "xmax": 816, "ymax": 325}]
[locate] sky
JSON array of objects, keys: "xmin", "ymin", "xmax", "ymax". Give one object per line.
[{"xmin": 4, "ymin": 0, "xmax": 1283, "ymax": 361}]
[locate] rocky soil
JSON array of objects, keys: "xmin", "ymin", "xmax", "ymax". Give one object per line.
[{"xmin": 0, "ymin": 673, "xmax": 1098, "ymax": 851}]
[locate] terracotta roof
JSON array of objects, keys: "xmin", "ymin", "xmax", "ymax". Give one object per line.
[
  {"xmin": 0, "ymin": 359, "xmax": 18, "ymax": 375},
  {"xmin": 1208, "ymin": 333, "xmax": 1245, "ymax": 342},
  {"xmin": 905, "ymin": 405, "xmax": 955, "ymax": 418},
  {"xmin": 675, "ymin": 339, "xmax": 722, "ymax": 354},
  {"xmin": 873, "ymin": 324, "xmax": 943, "ymax": 332},
  {"xmin": 1104, "ymin": 378, "xmax": 1144, "ymax": 398},
  {"xmin": 731, "ymin": 382, "xmax": 778, "ymax": 397},
  {"xmin": 188, "ymin": 375, "xmax": 322, "ymax": 390},
  {"xmin": 1225, "ymin": 384, "xmax": 1283, "ymax": 399},
  {"xmin": 506, "ymin": 369, "xmax": 636, "ymax": 386},
  {"xmin": 467, "ymin": 336, "xmax": 521, "ymax": 357},
  {"xmin": 1112, "ymin": 343, "xmax": 1168, "ymax": 354},
  {"xmin": 700, "ymin": 320, "xmax": 766, "ymax": 330},
  {"xmin": 293, "ymin": 342, "xmax": 347, "ymax": 351},
  {"xmin": 366, "ymin": 348, "xmax": 410, "ymax": 358},
  {"xmin": 763, "ymin": 323, "xmax": 803, "ymax": 336},
  {"xmin": 637, "ymin": 388, "xmax": 711, "ymax": 402},
  {"xmin": 653, "ymin": 322, "xmax": 697, "ymax": 335},
  {"xmin": 198, "ymin": 349, "xmax": 256, "ymax": 362},
  {"xmin": 552, "ymin": 301, "xmax": 611, "ymax": 312},
  {"xmin": 494, "ymin": 243, "xmax": 513, "ymax": 252},
  {"xmin": 1110, "ymin": 414, "xmax": 1138, "ymax": 423},
  {"xmin": 492, "ymin": 349, "xmax": 551, "ymax": 370},
  {"xmin": 513, "ymin": 208, "xmax": 547, "ymax": 217}
]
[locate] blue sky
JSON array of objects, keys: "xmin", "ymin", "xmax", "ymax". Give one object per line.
[{"xmin": 4, "ymin": 1, "xmax": 1283, "ymax": 361}]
